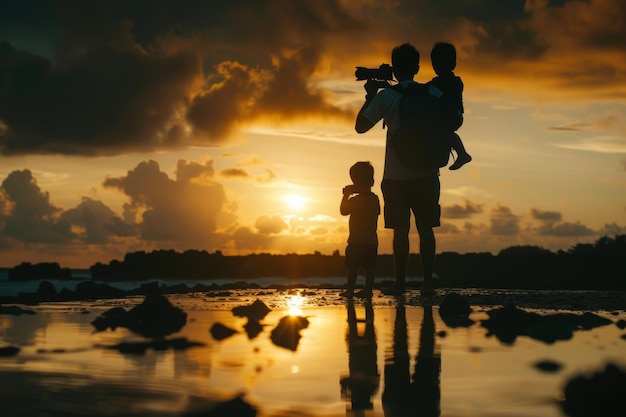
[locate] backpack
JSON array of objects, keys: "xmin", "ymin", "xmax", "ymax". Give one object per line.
[{"xmin": 389, "ymin": 83, "xmax": 460, "ymax": 170}]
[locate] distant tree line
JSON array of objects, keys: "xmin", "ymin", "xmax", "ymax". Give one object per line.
[{"xmin": 8, "ymin": 235, "xmax": 626, "ymax": 290}]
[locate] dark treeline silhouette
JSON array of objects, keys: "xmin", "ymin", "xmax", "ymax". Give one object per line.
[
  {"xmin": 6, "ymin": 235, "xmax": 626, "ymax": 290},
  {"xmin": 8, "ymin": 262, "xmax": 72, "ymax": 282}
]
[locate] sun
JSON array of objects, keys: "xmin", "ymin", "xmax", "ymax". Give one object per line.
[
  {"xmin": 287, "ymin": 293, "xmax": 305, "ymax": 316},
  {"xmin": 284, "ymin": 194, "xmax": 307, "ymax": 211}
]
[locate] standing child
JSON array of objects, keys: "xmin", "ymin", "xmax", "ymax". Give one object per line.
[
  {"xmin": 428, "ymin": 42, "xmax": 472, "ymax": 170},
  {"xmin": 340, "ymin": 161, "xmax": 381, "ymax": 298}
]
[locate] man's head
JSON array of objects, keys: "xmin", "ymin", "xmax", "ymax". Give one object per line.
[
  {"xmin": 391, "ymin": 43, "xmax": 419, "ymax": 81},
  {"xmin": 431, "ymin": 42, "xmax": 456, "ymax": 75},
  {"xmin": 350, "ymin": 161, "xmax": 375, "ymax": 188}
]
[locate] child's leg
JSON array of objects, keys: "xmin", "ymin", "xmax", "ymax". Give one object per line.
[
  {"xmin": 449, "ymin": 132, "xmax": 472, "ymax": 170},
  {"xmin": 355, "ymin": 267, "xmax": 374, "ymax": 298},
  {"xmin": 340, "ymin": 267, "xmax": 359, "ymax": 297}
]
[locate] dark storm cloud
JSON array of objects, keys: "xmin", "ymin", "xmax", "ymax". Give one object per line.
[
  {"xmin": 599, "ymin": 222, "xmax": 626, "ymax": 235},
  {"xmin": 103, "ymin": 159, "xmax": 230, "ymax": 242},
  {"xmin": 59, "ymin": 197, "xmax": 136, "ymax": 243},
  {"xmin": 0, "ymin": 169, "xmax": 137, "ymax": 245},
  {"xmin": 530, "ymin": 208, "xmax": 562, "ymax": 223},
  {"xmin": 2, "ymin": 0, "xmax": 625, "ymax": 156},
  {"xmin": 537, "ymin": 221, "xmax": 595, "ymax": 237},
  {"xmin": 489, "ymin": 204, "xmax": 519, "ymax": 235},
  {"xmin": 175, "ymin": 159, "xmax": 214, "ymax": 182},
  {"xmin": 0, "ymin": 169, "xmax": 74, "ymax": 242},
  {"xmin": 0, "ymin": 0, "xmax": 363, "ymax": 156},
  {"xmin": 441, "ymin": 199, "xmax": 484, "ymax": 219},
  {"xmin": 221, "ymin": 168, "xmax": 249, "ymax": 179}
]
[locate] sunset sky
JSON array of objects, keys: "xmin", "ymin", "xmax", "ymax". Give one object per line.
[{"xmin": 1, "ymin": 0, "xmax": 625, "ymax": 268}]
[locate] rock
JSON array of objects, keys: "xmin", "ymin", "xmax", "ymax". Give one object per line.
[
  {"xmin": 270, "ymin": 315, "xmax": 309, "ymax": 351},
  {"xmin": 36, "ymin": 281, "xmax": 58, "ymax": 302},
  {"xmin": 0, "ymin": 346, "xmax": 20, "ymax": 357},
  {"xmin": 232, "ymin": 299, "xmax": 272, "ymax": 321},
  {"xmin": 102, "ymin": 337, "xmax": 205, "ymax": 355},
  {"xmin": 207, "ymin": 395, "xmax": 256, "ymax": 417},
  {"xmin": 126, "ymin": 293, "xmax": 187, "ymax": 338},
  {"xmin": 75, "ymin": 281, "xmax": 125, "ymax": 300},
  {"xmin": 561, "ymin": 363, "xmax": 626, "ymax": 417},
  {"xmin": 0, "ymin": 305, "xmax": 36, "ymax": 316},
  {"xmin": 481, "ymin": 304, "xmax": 613, "ymax": 345},
  {"xmin": 210, "ymin": 323, "xmax": 238, "ymax": 341},
  {"xmin": 533, "ymin": 359, "xmax": 563, "ymax": 373},
  {"xmin": 243, "ymin": 320, "xmax": 264, "ymax": 339},
  {"xmin": 91, "ymin": 293, "xmax": 187, "ymax": 338},
  {"xmin": 91, "ymin": 307, "xmax": 129, "ymax": 331},
  {"xmin": 439, "ymin": 293, "xmax": 474, "ymax": 327}
]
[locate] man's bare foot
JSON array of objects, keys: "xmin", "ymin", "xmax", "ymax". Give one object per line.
[
  {"xmin": 449, "ymin": 153, "xmax": 472, "ymax": 170},
  {"xmin": 354, "ymin": 289, "xmax": 373, "ymax": 299}
]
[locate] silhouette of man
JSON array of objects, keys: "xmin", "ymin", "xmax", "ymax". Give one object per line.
[
  {"xmin": 355, "ymin": 43, "xmax": 441, "ymax": 297},
  {"xmin": 382, "ymin": 299, "xmax": 441, "ymax": 417}
]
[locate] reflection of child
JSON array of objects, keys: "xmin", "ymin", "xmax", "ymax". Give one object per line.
[
  {"xmin": 340, "ymin": 161, "xmax": 380, "ymax": 298},
  {"xmin": 428, "ymin": 42, "xmax": 472, "ymax": 170},
  {"xmin": 340, "ymin": 300, "xmax": 379, "ymax": 411}
]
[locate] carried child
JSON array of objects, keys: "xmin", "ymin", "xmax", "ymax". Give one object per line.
[
  {"xmin": 339, "ymin": 161, "xmax": 380, "ymax": 298},
  {"xmin": 428, "ymin": 42, "xmax": 472, "ymax": 170}
]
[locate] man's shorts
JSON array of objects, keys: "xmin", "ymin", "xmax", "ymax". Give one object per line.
[
  {"xmin": 381, "ymin": 175, "xmax": 441, "ymax": 230},
  {"xmin": 345, "ymin": 244, "xmax": 377, "ymax": 269}
]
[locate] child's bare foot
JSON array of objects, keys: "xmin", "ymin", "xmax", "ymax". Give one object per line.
[{"xmin": 449, "ymin": 153, "xmax": 472, "ymax": 170}]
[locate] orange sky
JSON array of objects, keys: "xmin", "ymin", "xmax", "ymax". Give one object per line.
[{"xmin": 1, "ymin": 0, "xmax": 625, "ymax": 268}]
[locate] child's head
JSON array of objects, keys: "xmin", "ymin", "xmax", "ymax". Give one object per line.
[
  {"xmin": 350, "ymin": 161, "xmax": 375, "ymax": 188},
  {"xmin": 431, "ymin": 42, "xmax": 456, "ymax": 75}
]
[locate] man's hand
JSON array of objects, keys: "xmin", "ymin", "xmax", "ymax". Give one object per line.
[
  {"xmin": 364, "ymin": 79, "xmax": 380, "ymax": 97},
  {"xmin": 343, "ymin": 185, "xmax": 355, "ymax": 195}
]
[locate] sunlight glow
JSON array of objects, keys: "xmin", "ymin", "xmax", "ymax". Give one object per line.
[
  {"xmin": 284, "ymin": 194, "xmax": 306, "ymax": 211},
  {"xmin": 287, "ymin": 293, "xmax": 305, "ymax": 316}
]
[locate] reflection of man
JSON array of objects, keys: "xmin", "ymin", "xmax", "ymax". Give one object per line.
[
  {"xmin": 382, "ymin": 299, "xmax": 441, "ymax": 417},
  {"xmin": 355, "ymin": 43, "xmax": 440, "ymax": 297},
  {"xmin": 340, "ymin": 299, "xmax": 380, "ymax": 413}
]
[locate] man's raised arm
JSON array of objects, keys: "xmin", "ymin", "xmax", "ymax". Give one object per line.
[{"xmin": 355, "ymin": 79, "xmax": 382, "ymax": 133}]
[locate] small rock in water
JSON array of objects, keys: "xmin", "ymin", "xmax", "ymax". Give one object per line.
[
  {"xmin": 232, "ymin": 299, "xmax": 272, "ymax": 321},
  {"xmin": 210, "ymin": 322, "xmax": 238, "ymax": 341},
  {"xmin": 270, "ymin": 315, "xmax": 309, "ymax": 351},
  {"xmin": 0, "ymin": 346, "xmax": 20, "ymax": 357},
  {"xmin": 439, "ymin": 293, "xmax": 474, "ymax": 328},
  {"xmin": 533, "ymin": 359, "xmax": 563, "ymax": 373}
]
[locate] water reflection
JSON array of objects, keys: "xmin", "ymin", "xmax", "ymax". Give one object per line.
[
  {"xmin": 382, "ymin": 299, "xmax": 441, "ymax": 417},
  {"xmin": 341, "ymin": 299, "xmax": 380, "ymax": 415}
]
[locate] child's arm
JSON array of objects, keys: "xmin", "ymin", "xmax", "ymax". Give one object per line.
[{"xmin": 340, "ymin": 185, "xmax": 354, "ymax": 216}]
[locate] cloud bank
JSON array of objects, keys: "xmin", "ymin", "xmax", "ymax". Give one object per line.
[{"xmin": 1, "ymin": 0, "xmax": 625, "ymax": 156}]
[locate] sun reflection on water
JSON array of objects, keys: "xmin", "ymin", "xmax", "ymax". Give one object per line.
[{"xmin": 287, "ymin": 293, "xmax": 305, "ymax": 316}]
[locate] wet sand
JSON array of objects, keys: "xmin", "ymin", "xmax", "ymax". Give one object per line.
[{"xmin": 1, "ymin": 288, "xmax": 625, "ymax": 417}]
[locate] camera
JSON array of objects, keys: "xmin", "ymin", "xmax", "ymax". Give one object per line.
[{"xmin": 355, "ymin": 63, "xmax": 393, "ymax": 81}]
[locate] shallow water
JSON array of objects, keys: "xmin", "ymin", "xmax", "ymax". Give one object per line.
[{"xmin": 1, "ymin": 290, "xmax": 625, "ymax": 417}]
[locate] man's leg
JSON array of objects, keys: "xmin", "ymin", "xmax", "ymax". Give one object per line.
[
  {"xmin": 393, "ymin": 228, "xmax": 409, "ymax": 288},
  {"xmin": 381, "ymin": 178, "xmax": 411, "ymax": 295},
  {"xmin": 416, "ymin": 223, "xmax": 436, "ymax": 294}
]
